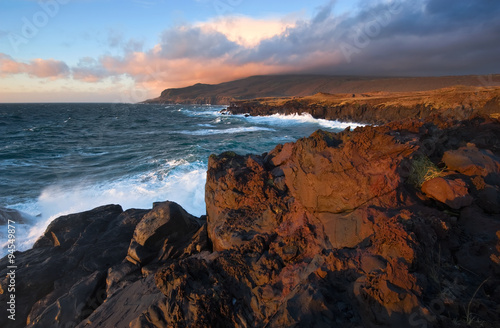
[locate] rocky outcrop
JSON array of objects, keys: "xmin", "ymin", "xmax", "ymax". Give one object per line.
[
  {"xmin": 0, "ymin": 205, "xmax": 144, "ymax": 328},
  {"xmin": 1, "ymin": 116, "xmax": 500, "ymax": 327},
  {"xmin": 224, "ymin": 93, "xmax": 500, "ymax": 125}
]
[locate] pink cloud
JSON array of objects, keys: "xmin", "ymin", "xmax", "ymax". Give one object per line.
[
  {"xmin": 0, "ymin": 54, "xmax": 69, "ymax": 79},
  {"xmin": 98, "ymin": 52, "xmax": 302, "ymax": 96}
]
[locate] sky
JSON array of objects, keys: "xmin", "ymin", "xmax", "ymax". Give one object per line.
[{"xmin": 0, "ymin": 0, "xmax": 499, "ymax": 103}]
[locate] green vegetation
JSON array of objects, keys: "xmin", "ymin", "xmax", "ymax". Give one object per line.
[{"xmin": 408, "ymin": 155, "xmax": 443, "ymax": 187}]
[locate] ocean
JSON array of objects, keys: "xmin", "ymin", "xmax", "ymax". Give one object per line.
[{"xmin": 0, "ymin": 103, "xmax": 363, "ymax": 256}]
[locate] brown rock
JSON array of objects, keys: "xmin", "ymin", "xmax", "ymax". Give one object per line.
[
  {"xmin": 443, "ymin": 143, "xmax": 500, "ymax": 177},
  {"xmin": 278, "ymin": 128, "xmax": 413, "ymax": 214},
  {"xmin": 421, "ymin": 177, "xmax": 473, "ymax": 209},
  {"xmin": 4, "ymin": 116, "xmax": 500, "ymax": 328},
  {"xmin": 316, "ymin": 207, "xmax": 374, "ymax": 249},
  {"xmin": 28, "ymin": 271, "xmax": 106, "ymax": 328}
]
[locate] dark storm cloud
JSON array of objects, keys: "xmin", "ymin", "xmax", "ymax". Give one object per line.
[
  {"xmin": 332, "ymin": 0, "xmax": 500, "ymax": 75},
  {"xmin": 158, "ymin": 26, "xmax": 239, "ymax": 59},
  {"xmin": 73, "ymin": 0, "xmax": 500, "ymax": 84},
  {"xmin": 231, "ymin": 0, "xmax": 500, "ymax": 75},
  {"xmin": 8, "ymin": 0, "xmax": 498, "ymax": 84}
]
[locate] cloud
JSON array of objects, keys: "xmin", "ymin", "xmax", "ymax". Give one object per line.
[
  {"xmin": 326, "ymin": 0, "xmax": 500, "ymax": 75},
  {"xmin": 106, "ymin": 29, "xmax": 144, "ymax": 52},
  {"xmin": 72, "ymin": 57, "xmax": 111, "ymax": 82},
  {"xmin": 0, "ymin": 54, "xmax": 70, "ymax": 79},
  {"xmin": 312, "ymin": 0, "xmax": 335, "ymax": 24},
  {"xmin": 196, "ymin": 16, "xmax": 296, "ymax": 47},
  {"xmin": 226, "ymin": 0, "xmax": 500, "ymax": 76},
  {"xmin": 3, "ymin": 0, "xmax": 500, "ymax": 99},
  {"xmin": 157, "ymin": 25, "xmax": 239, "ymax": 59},
  {"xmin": 73, "ymin": 0, "xmax": 500, "ymax": 91}
]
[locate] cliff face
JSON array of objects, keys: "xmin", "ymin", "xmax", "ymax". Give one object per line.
[
  {"xmin": 1, "ymin": 117, "xmax": 500, "ymax": 327},
  {"xmin": 224, "ymin": 89, "xmax": 500, "ymax": 125}
]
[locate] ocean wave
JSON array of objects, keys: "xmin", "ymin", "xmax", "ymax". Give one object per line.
[
  {"xmin": 181, "ymin": 107, "xmax": 225, "ymax": 117},
  {"xmin": 241, "ymin": 113, "xmax": 366, "ymax": 130},
  {"xmin": 179, "ymin": 126, "xmax": 275, "ymax": 136},
  {"xmin": 1, "ymin": 160, "xmax": 208, "ymax": 257}
]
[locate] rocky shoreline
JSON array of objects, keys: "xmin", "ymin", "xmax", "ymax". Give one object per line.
[
  {"xmin": 1, "ymin": 114, "xmax": 500, "ymax": 327},
  {"xmin": 223, "ymin": 89, "xmax": 500, "ymax": 125}
]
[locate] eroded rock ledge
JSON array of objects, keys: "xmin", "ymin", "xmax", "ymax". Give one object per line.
[
  {"xmin": 223, "ymin": 88, "xmax": 500, "ymax": 125},
  {"xmin": 1, "ymin": 116, "xmax": 500, "ymax": 328}
]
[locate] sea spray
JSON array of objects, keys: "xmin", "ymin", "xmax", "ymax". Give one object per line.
[{"xmin": 0, "ymin": 103, "xmax": 365, "ymax": 257}]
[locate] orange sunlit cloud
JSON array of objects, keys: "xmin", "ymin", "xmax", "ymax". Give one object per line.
[
  {"xmin": 0, "ymin": 54, "xmax": 70, "ymax": 79},
  {"xmin": 196, "ymin": 16, "xmax": 297, "ymax": 48},
  {"xmin": 2, "ymin": 0, "xmax": 500, "ymax": 103}
]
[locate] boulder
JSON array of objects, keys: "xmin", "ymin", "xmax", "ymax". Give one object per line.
[
  {"xmin": 0, "ymin": 205, "xmax": 146, "ymax": 328},
  {"xmin": 126, "ymin": 201, "xmax": 202, "ymax": 266},
  {"xmin": 3, "ymin": 116, "xmax": 500, "ymax": 328},
  {"xmin": 442, "ymin": 143, "xmax": 500, "ymax": 177},
  {"xmin": 421, "ymin": 177, "xmax": 474, "ymax": 209}
]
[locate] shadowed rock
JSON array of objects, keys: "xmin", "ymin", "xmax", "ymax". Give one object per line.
[
  {"xmin": 126, "ymin": 201, "xmax": 203, "ymax": 266},
  {"xmin": 2, "ymin": 116, "xmax": 500, "ymax": 328}
]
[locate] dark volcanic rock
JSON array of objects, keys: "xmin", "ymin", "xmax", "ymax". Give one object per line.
[
  {"xmin": 126, "ymin": 201, "xmax": 203, "ymax": 266},
  {"xmin": 2, "ymin": 116, "xmax": 500, "ymax": 328},
  {"xmin": 0, "ymin": 205, "xmax": 146, "ymax": 328}
]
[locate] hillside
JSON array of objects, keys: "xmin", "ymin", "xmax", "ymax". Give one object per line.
[{"xmin": 143, "ymin": 74, "xmax": 500, "ymax": 105}]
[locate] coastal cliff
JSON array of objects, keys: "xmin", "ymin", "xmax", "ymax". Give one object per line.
[
  {"xmin": 1, "ymin": 115, "xmax": 500, "ymax": 327},
  {"xmin": 224, "ymin": 87, "xmax": 500, "ymax": 125}
]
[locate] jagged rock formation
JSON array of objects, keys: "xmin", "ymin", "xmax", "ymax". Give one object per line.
[{"xmin": 1, "ymin": 116, "xmax": 500, "ymax": 327}]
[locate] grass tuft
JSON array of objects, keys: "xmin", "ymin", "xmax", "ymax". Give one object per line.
[{"xmin": 408, "ymin": 155, "xmax": 443, "ymax": 188}]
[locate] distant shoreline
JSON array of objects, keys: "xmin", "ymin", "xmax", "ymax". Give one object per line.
[{"xmin": 143, "ymin": 73, "xmax": 500, "ymax": 105}]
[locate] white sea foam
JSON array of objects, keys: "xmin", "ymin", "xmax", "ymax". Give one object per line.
[
  {"xmin": 1, "ymin": 160, "xmax": 207, "ymax": 257},
  {"xmin": 179, "ymin": 126, "xmax": 275, "ymax": 135},
  {"xmin": 241, "ymin": 113, "xmax": 366, "ymax": 130},
  {"xmin": 181, "ymin": 107, "xmax": 224, "ymax": 117}
]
